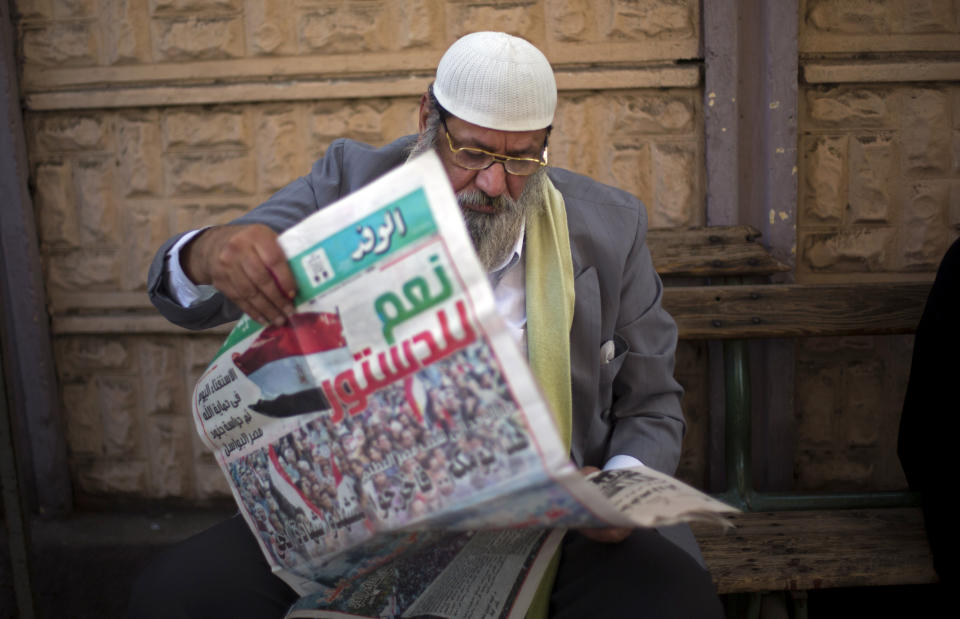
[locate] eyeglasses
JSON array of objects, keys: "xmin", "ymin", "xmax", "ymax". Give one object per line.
[{"xmin": 441, "ymin": 118, "xmax": 547, "ymax": 176}]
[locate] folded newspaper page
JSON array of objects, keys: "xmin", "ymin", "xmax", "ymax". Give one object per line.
[{"xmin": 191, "ymin": 152, "xmax": 734, "ymax": 619}]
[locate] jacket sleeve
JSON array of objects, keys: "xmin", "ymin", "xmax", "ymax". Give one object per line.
[
  {"xmin": 559, "ymin": 166, "xmax": 685, "ymax": 475},
  {"xmin": 146, "ymin": 140, "xmax": 349, "ymax": 330},
  {"xmin": 604, "ymin": 209, "xmax": 685, "ymax": 474}
]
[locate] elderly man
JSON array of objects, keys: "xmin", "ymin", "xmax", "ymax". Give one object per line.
[{"xmin": 132, "ymin": 32, "xmax": 722, "ymax": 619}]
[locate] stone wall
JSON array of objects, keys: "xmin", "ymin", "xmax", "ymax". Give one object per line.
[
  {"xmin": 795, "ymin": 0, "xmax": 960, "ymax": 490},
  {"xmin": 13, "ymin": 0, "xmax": 706, "ymax": 499},
  {"xmin": 800, "ymin": 85, "xmax": 958, "ymax": 277}
]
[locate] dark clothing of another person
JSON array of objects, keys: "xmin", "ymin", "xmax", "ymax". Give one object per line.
[{"xmin": 898, "ymin": 236, "xmax": 960, "ymax": 584}]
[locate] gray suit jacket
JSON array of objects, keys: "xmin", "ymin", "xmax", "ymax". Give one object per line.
[{"xmin": 148, "ymin": 135, "xmax": 685, "ymax": 475}]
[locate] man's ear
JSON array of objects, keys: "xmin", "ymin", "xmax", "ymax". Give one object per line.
[{"xmin": 417, "ymin": 92, "xmax": 430, "ymax": 133}]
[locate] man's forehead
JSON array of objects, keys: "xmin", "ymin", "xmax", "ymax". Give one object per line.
[{"xmin": 444, "ymin": 115, "xmax": 546, "ymax": 155}]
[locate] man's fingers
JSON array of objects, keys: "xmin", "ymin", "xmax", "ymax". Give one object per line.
[
  {"xmin": 203, "ymin": 224, "xmax": 296, "ymax": 325},
  {"xmin": 579, "ymin": 527, "xmax": 633, "ymax": 544},
  {"xmin": 252, "ymin": 237, "xmax": 297, "ymax": 303},
  {"xmin": 237, "ymin": 249, "xmax": 293, "ymax": 324},
  {"xmin": 576, "ymin": 465, "xmax": 632, "ymax": 544},
  {"xmin": 232, "ymin": 268, "xmax": 287, "ymax": 326},
  {"xmin": 210, "ymin": 260, "xmax": 272, "ymax": 326}
]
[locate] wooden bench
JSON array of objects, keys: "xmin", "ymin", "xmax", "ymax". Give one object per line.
[{"xmin": 646, "ymin": 226, "xmax": 938, "ymax": 615}]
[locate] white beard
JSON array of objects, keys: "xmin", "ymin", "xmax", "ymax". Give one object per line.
[{"xmin": 407, "ymin": 131, "xmax": 545, "ymax": 271}]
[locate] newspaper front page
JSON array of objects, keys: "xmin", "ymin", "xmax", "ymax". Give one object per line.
[{"xmin": 190, "ymin": 152, "xmax": 733, "ymax": 619}]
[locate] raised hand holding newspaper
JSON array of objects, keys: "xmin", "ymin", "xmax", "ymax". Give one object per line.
[{"xmin": 191, "ymin": 152, "xmax": 735, "ymax": 619}]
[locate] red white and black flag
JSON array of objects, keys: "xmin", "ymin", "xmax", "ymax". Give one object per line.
[{"xmin": 232, "ymin": 312, "xmax": 352, "ymax": 417}]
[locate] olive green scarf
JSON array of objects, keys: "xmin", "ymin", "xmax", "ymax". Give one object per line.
[{"xmin": 523, "ymin": 176, "xmax": 575, "ymax": 619}]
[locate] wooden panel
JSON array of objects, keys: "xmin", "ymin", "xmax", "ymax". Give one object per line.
[
  {"xmin": 804, "ymin": 59, "xmax": 960, "ymax": 84},
  {"xmin": 51, "ymin": 281, "xmax": 931, "ymax": 338},
  {"xmin": 49, "ymin": 228, "xmax": 931, "ymax": 342},
  {"xmin": 51, "ymin": 315, "xmax": 233, "ymax": 336},
  {"xmin": 647, "ymin": 226, "xmax": 790, "ymax": 278},
  {"xmin": 49, "ymin": 292, "xmax": 156, "ymax": 313},
  {"xmin": 24, "ymin": 56, "xmax": 698, "ymax": 95},
  {"xmin": 692, "ymin": 508, "xmax": 938, "ymax": 593},
  {"xmin": 664, "ymin": 282, "xmax": 932, "ymax": 339},
  {"xmin": 25, "ymin": 64, "xmax": 699, "ymax": 111}
]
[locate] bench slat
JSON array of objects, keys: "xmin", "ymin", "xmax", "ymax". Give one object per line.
[
  {"xmin": 648, "ymin": 225, "xmax": 790, "ymax": 278},
  {"xmin": 664, "ymin": 282, "xmax": 932, "ymax": 339},
  {"xmin": 692, "ymin": 508, "xmax": 938, "ymax": 594}
]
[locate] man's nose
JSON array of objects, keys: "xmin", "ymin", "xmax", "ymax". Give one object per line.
[{"xmin": 474, "ymin": 161, "xmax": 507, "ymax": 198}]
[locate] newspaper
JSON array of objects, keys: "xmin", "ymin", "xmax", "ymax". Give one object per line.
[{"xmin": 191, "ymin": 152, "xmax": 735, "ymax": 619}]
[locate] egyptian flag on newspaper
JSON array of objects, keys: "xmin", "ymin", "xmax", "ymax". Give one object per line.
[{"xmin": 232, "ymin": 312, "xmax": 352, "ymax": 418}]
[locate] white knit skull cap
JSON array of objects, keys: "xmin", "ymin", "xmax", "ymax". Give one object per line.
[{"xmin": 434, "ymin": 31, "xmax": 557, "ymax": 131}]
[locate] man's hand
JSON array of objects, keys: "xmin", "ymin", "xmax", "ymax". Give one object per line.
[
  {"xmin": 181, "ymin": 223, "xmax": 296, "ymax": 326},
  {"xmin": 577, "ymin": 465, "xmax": 633, "ymax": 544}
]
